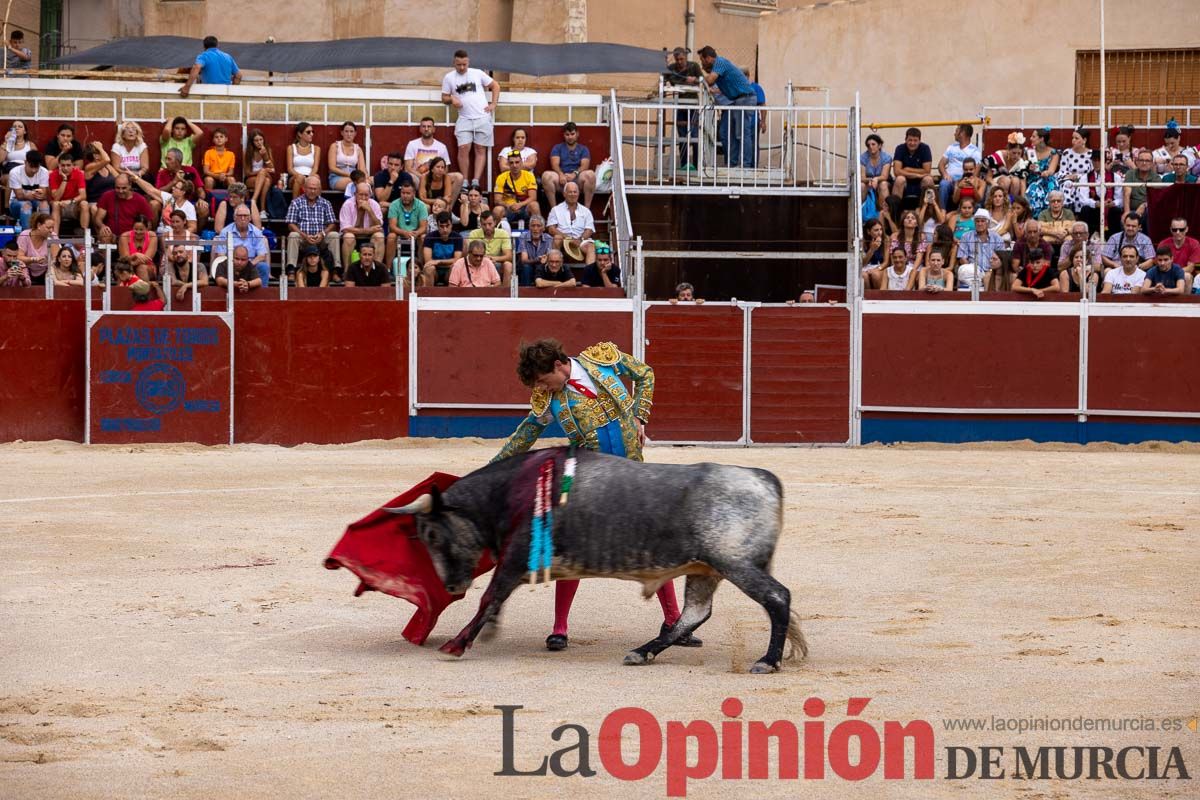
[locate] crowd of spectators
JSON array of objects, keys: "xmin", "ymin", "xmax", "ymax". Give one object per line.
[{"xmin": 859, "ymin": 122, "xmax": 1200, "ymax": 297}]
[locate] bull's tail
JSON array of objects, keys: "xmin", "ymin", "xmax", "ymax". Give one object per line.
[{"xmin": 783, "ymin": 609, "xmax": 809, "ymax": 661}]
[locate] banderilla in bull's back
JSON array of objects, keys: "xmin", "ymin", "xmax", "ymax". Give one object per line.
[{"xmin": 388, "ymin": 447, "xmax": 808, "ymax": 674}]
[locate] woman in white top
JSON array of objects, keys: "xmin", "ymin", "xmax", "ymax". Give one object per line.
[
  {"xmin": 327, "ymin": 120, "xmax": 365, "ymax": 192},
  {"xmin": 110, "ymin": 120, "xmax": 150, "ymax": 181},
  {"xmin": 1, "ymin": 119, "xmax": 36, "ymax": 176},
  {"xmin": 286, "ymin": 121, "xmax": 319, "ymax": 198},
  {"xmin": 496, "ymin": 127, "xmax": 537, "ymax": 171},
  {"xmin": 880, "ymin": 245, "xmax": 916, "ymax": 291}
]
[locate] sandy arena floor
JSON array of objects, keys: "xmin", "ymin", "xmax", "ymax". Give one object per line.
[{"xmin": 1, "ymin": 439, "xmax": 1198, "ymax": 799}]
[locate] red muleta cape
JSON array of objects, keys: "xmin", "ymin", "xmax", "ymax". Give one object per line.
[{"xmin": 323, "ymin": 472, "xmax": 495, "ymax": 645}]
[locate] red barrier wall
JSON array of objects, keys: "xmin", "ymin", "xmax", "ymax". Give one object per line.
[
  {"xmin": 0, "ymin": 298, "xmax": 86, "ymax": 442},
  {"xmin": 862, "ymin": 313, "xmax": 1079, "ymax": 409},
  {"xmin": 415, "ymin": 308, "xmax": 633, "ymax": 405},
  {"xmin": 645, "ymin": 305, "xmax": 743, "ymax": 441},
  {"xmin": 1087, "ymin": 316, "xmax": 1200, "ymax": 412},
  {"xmin": 750, "ymin": 307, "xmax": 850, "ymax": 443}
]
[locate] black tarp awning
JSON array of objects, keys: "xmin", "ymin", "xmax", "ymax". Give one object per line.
[{"xmin": 53, "ymin": 36, "xmax": 668, "ymax": 77}]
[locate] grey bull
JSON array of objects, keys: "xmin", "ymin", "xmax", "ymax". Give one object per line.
[{"xmin": 388, "ymin": 448, "xmax": 808, "ymax": 673}]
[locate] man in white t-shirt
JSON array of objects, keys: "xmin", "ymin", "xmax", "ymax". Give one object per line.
[
  {"xmin": 7, "ymin": 151, "xmax": 49, "ymax": 229},
  {"xmin": 546, "ymin": 181, "xmax": 596, "ymax": 266},
  {"xmin": 441, "ymin": 49, "xmax": 500, "ymax": 192},
  {"xmin": 937, "ymin": 124, "xmax": 981, "ymax": 211},
  {"xmin": 1102, "ymin": 244, "xmax": 1146, "ymax": 295},
  {"xmin": 403, "ymin": 116, "xmax": 463, "ymax": 197}
]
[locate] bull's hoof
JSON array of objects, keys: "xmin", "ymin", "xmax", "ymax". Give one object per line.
[
  {"xmin": 660, "ymin": 621, "xmax": 703, "ymax": 647},
  {"xmin": 750, "ymin": 660, "xmax": 780, "ymax": 674},
  {"xmin": 623, "ymin": 650, "xmax": 655, "ymax": 666},
  {"xmin": 439, "ymin": 640, "xmax": 467, "ymax": 658},
  {"xmin": 478, "ymin": 618, "xmax": 500, "ymax": 643},
  {"xmin": 545, "ymin": 634, "xmax": 568, "ymax": 651}
]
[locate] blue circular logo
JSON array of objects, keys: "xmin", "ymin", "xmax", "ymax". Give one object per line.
[{"xmin": 135, "ymin": 362, "xmax": 185, "ymax": 415}]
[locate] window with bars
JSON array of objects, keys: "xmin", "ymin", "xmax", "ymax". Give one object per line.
[{"xmin": 1075, "ymin": 48, "xmax": 1200, "ymax": 126}]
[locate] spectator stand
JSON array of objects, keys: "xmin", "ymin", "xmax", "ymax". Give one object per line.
[{"xmin": 119, "ymin": 96, "xmax": 245, "ymax": 163}]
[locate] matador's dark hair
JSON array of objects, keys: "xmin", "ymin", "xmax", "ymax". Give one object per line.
[{"xmin": 517, "ymin": 339, "xmax": 568, "ymax": 387}]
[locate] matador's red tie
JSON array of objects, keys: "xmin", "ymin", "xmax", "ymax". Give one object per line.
[{"xmin": 566, "ymin": 379, "xmax": 596, "ymax": 399}]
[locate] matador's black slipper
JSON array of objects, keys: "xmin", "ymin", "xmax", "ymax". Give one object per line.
[
  {"xmin": 661, "ymin": 622, "xmax": 703, "ymax": 647},
  {"xmin": 545, "ymin": 633, "xmax": 569, "ymax": 651}
]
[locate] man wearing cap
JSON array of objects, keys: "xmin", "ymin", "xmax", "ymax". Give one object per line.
[
  {"xmin": 546, "ymin": 181, "xmax": 595, "ymax": 267},
  {"xmin": 491, "ymin": 338, "xmax": 695, "ymax": 653},
  {"xmin": 698, "ymin": 44, "xmax": 758, "ymax": 168},
  {"xmin": 582, "ymin": 241, "xmax": 620, "ymax": 288},
  {"xmin": 955, "ymin": 208, "xmax": 1005, "ymax": 278}
]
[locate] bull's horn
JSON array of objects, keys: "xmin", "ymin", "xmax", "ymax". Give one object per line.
[{"xmin": 384, "ymin": 494, "xmax": 433, "ymax": 515}]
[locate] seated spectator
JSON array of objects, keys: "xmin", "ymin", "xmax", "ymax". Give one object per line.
[
  {"xmin": 159, "ymin": 211, "xmax": 197, "ymax": 274},
  {"xmin": 1037, "ymin": 190, "xmax": 1075, "ymax": 248},
  {"xmin": 1158, "ymin": 217, "xmax": 1200, "ymax": 278},
  {"xmin": 1122, "ymin": 152, "xmax": 1165, "ymax": 222},
  {"xmin": 983, "ymin": 186, "xmax": 1014, "ymax": 242},
  {"xmin": 419, "ymin": 157, "xmax": 460, "ymax": 208},
  {"xmin": 878, "ymin": 245, "xmax": 915, "ymax": 291},
  {"xmin": 497, "ymin": 127, "xmax": 538, "ymax": 172},
  {"xmin": 1, "ymin": 239, "xmax": 28, "ymax": 287},
  {"xmin": 891, "ymin": 209, "xmax": 927, "ymax": 269},
  {"xmin": 670, "ymin": 282, "xmax": 704, "ymax": 303},
  {"xmin": 456, "ymin": 186, "xmax": 487, "ymax": 232},
  {"xmin": 541, "ymin": 122, "xmax": 596, "ymax": 208},
  {"xmin": 82, "ymin": 141, "xmax": 117, "ymax": 210},
  {"xmin": 50, "ymin": 245, "xmax": 84, "ymax": 288},
  {"xmin": 1101, "ymin": 244, "xmax": 1146, "ymax": 295},
  {"xmin": 215, "ymin": 245, "xmax": 263, "ymax": 293},
  {"xmin": 342, "ymin": 168, "xmax": 367, "ymax": 199},
  {"xmin": 159, "ymin": 116, "xmax": 203, "ymax": 167},
  {"xmin": 916, "ymin": 249, "xmax": 950, "ymax": 292},
  {"xmin": 448, "ymin": 239, "xmax": 501, "ymax": 287},
  {"xmin": 493, "ymin": 152, "xmax": 539, "ymax": 228},
  {"xmin": 517, "ymin": 213, "xmax": 552, "ymax": 286},
  {"xmin": 404, "ymin": 117, "xmax": 463, "ymax": 195},
  {"xmin": 1, "ymin": 119, "xmax": 37, "ymax": 178},
  {"xmin": 1058, "ymin": 221, "xmax": 1102, "ymax": 274},
  {"xmin": 328, "ymin": 121, "xmax": 366, "ymax": 192},
  {"xmin": 1013, "ymin": 251, "xmax": 1060, "ymax": 299},
  {"xmin": 8, "ymin": 150, "xmax": 48, "ymax": 229},
  {"xmin": 887, "ymin": 127, "xmax": 934, "ymax": 222},
  {"xmin": 155, "ymin": 147, "xmax": 207, "ymax": 226},
  {"xmin": 1109, "ymin": 125, "xmax": 1139, "ymax": 173},
  {"xmin": 1008, "ymin": 196, "xmax": 1033, "ymax": 242},
  {"xmin": 951, "ymin": 158, "xmax": 986, "ymax": 212},
  {"xmin": 1056, "ymin": 127, "xmax": 1094, "ymax": 214},
  {"xmin": 422, "ymin": 211, "xmax": 463, "ymax": 287},
  {"xmin": 860, "ymin": 216, "xmax": 886, "ymax": 289},
  {"xmin": 946, "ymin": 197, "xmax": 978, "ymax": 243},
  {"xmin": 160, "ymin": 243, "xmax": 208, "ymax": 302},
  {"xmin": 214, "ymin": 205, "xmax": 270, "ymax": 287},
  {"xmin": 928, "ymin": 223, "xmax": 957, "ymax": 268},
  {"xmin": 466, "ymin": 210, "xmax": 513, "ymax": 286},
  {"xmin": 340, "ymin": 181, "xmax": 385, "ymax": 272},
  {"xmin": 490, "ymin": 203, "xmax": 514, "ymax": 234},
  {"xmin": 1011, "ymin": 220, "xmax": 1053, "ymax": 272},
  {"xmin": 427, "ymin": 197, "xmax": 459, "ymax": 228},
  {"xmin": 344, "ymin": 242, "xmax": 390, "ymax": 287},
  {"xmin": 957, "ymin": 249, "xmax": 999, "ymax": 292},
  {"xmin": 118, "ymin": 214, "xmax": 158, "ymax": 281},
  {"xmin": 859, "ymin": 134, "xmax": 892, "ymax": 215},
  {"xmin": 957, "ymin": 209, "xmax": 1005, "ymax": 277},
  {"xmin": 987, "ymin": 250, "xmax": 1014, "ymax": 292},
  {"xmin": 6, "ymin": 29, "xmax": 32, "ymax": 72},
  {"xmin": 244, "ymin": 129, "xmax": 277, "ymax": 210},
  {"xmin": 1142, "ymin": 246, "xmax": 1188, "ymax": 296},
  {"xmin": 916, "ymin": 185, "xmax": 946, "ymax": 243},
  {"xmin": 111, "ymin": 120, "xmax": 150, "ymax": 182},
  {"xmin": 983, "ymin": 132, "xmax": 1029, "ymax": 202},
  {"xmin": 386, "ymin": 183, "xmax": 429, "ymax": 269},
  {"xmin": 111, "ymin": 258, "xmax": 139, "ymax": 288},
  {"xmin": 133, "ymin": 171, "xmax": 194, "ymax": 234},
  {"xmin": 286, "ymin": 122, "xmax": 320, "ymax": 199},
  {"xmin": 44, "ymin": 123, "xmax": 84, "ymax": 171},
  {"xmin": 294, "ymin": 245, "xmax": 329, "ymax": 288},
  {"xmin": 1151, "ymin": 122, "xmax": 1193, "ymax": 173},
  {"xmin": 201, "ymin": 127, "xmax": 236, "ymax": 192},
  {"xmin": 534, "ymin": 249, "xmax": 577, "ymax": 288},
  {"xmin": 546, "ymin": 182, "xmax": 596, "ymax": 266},
  {"xmin": 1058, "ymin": 245, "xmax": 1099, "ymax": 295},
  {"xmin": 285, "ymin": 176, "xmax": 339, "ymax": 275},
  {"xmin": 373, "ymin": 152, "xmax": 415, "ymax": 207},
  {"xmin": 212, "ymin": 182, "xmax": 261, "ymax": 231},
  {"xmin": 94, "ymin": 175, "xmax": 154, "ymax": 245},
  {"xmin": 1101, "ymin": 213, "xmax": 1154, "ymax": 272},
  {"xmin": 1024, "ymin": 126, "xmax": 1060, "ymax": 217},
  {"xmin": 1161, "ymin": 155, "xmax": 1197, "ymax": 185},
  {"xmin": 938, "ymin": 124, "xmax": 981, "ymax": 211},
  {"xmin": 582, "ymin": 241, "xmax": 620, "ymax": 288},
  {"xmin": 130, "ymin": 279, "xmax": 166, "ymax": 312},
  {"xmin": 49, "ymin": 151, "xmax": 89, "ymax": 234}
]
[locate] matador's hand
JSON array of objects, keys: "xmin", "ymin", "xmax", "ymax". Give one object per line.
[{"xmin": 636, "ymin": 419, "xmax": 646, "ymax": 448}]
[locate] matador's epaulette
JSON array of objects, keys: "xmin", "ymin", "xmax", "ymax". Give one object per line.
[
  {"xmin": 530, "ymin": 386, "xmax": 551, "ymax": 417},
  {"xmin": 578, "ymin": 341, "xmax": 621, "ymax": 366}
]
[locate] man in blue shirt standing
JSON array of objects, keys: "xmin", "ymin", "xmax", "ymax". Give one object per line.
[
  {"xmin": 180, "ymin": 36, "xmax": 241, "ymax": 97},
  {"xmin": 698, "ymin": 45, "xmax": 757, "ymax": 168}
]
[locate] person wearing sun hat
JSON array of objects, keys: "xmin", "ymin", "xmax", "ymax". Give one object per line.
[{"xmin": 581, "ymin": 240, "xmax": 620, "ymax": 288}]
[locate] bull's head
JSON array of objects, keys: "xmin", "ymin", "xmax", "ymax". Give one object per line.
[{"xmin": 386, "ymin": 486, "xmax": 482, "ymax": 595}]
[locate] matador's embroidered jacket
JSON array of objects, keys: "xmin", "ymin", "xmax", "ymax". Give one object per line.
[{"xmin": 492, "ymin": 342, "xmax": 654, "ymax": 463}]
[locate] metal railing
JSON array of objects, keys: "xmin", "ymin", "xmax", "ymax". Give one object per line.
[
  {"xmin": 1107, "ymin": 106, "xmax": 1200, "ymax": 128},
  {"xmin": 608, "ymin": 90, "xmax": 635, "ymax": 293}
]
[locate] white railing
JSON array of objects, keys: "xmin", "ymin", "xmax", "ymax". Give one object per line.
[
  {"xmin": 608, "ymin": 90, "xmax": 635, "ymax": 295},
  {"xmin": 982, "ymin": 106, "xmax": 1100, "ymax": 130},
  {"xmin": 1107, "ymin": 106, "xmax": 1200, "ymax": 128},
  {"xmin": 615, "ymin": 96, "xmax": 851, "ymax": 194}
]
